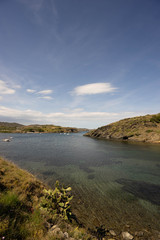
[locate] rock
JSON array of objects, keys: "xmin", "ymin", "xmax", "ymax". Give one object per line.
[
  {"xmin": 44, "ymin": 221, "xmax": 51, "ymax": 229},
  {"xmin": 109, "ymin": 230, "xmax": 116, "ymax": 236},
  {"xmin": 135, "ymin": 231, "xmax": 144, "ymax": 237},
  {"xmin": 125, "ymin": 225, "xmax": 130, "ymax": 228},
  {"xmin": 122, "ymin": 231, "xmax": 134, "ymax": 240},
  {"xmin": 58, "ymin": 230, "xmax": 65, "ymax": 239},
  {"xmin": 50, "ymin": 227, "xmax": 64, "ymax": 238},
  {"xmin": 64, "ymin": 232, "xmax": 69, "ymax": 238},
  {"xmin": 50, "ymin": 225, "xmax": 59, "ymax": 231}
]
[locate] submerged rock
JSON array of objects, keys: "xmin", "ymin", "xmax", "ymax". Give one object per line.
[{"xmin": 116, "ymin": 178, "xmax": 160, "ymax": 206}]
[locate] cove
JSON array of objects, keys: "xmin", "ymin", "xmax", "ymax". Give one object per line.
[{"xmin": 0, "ymin": 132, "xmax": 160, "ymax": 232}]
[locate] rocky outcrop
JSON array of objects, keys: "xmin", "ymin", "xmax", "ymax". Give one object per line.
[{"xmin": 84, "ymin": 113, "xmax": 160, "ymax": 143}]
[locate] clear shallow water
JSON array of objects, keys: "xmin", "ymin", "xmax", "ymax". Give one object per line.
[{"xmin": 0, "ymin": 132, "xmax": 160, "ymax": 231}]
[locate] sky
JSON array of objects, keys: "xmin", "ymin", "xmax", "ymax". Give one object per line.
[{"xmin": 0, "ymin": 0, "xmax": 160, "ymax": 128}]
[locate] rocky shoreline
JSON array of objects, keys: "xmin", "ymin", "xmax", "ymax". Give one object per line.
[{"xmin": 41, "ymin": 222, "xmax": 160, "ymax": 239}]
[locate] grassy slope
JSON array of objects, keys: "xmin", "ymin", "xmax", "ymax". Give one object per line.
[
  {"xmin": 85, "ymin": 113, "xmax": 160, "ymax": 143},
  {"xmin": 0, "ymin": 157, "xmax": 94, "ymax": 240}
]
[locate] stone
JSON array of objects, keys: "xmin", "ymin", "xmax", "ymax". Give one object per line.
[
  {"xmin": 109, "ymin": 230, "xmax": 116, "ymax": 236},
  {"xmin": 135, "ymin": 231, "xmax": 144, "ymax": 237},
  {"xmin": 125, "ymin": 225, "xmax": 130, "ymax": 228},
  {"xmin": 122, "ymin": 231, "xmax": 134, "ymax": 240},
  {"xmin": 50, "ymin": 227, "xmax": 61, "ymax": 234},
  {"xmin": 64, "ymin": 232, "xmax": 69, "ymax": 238},
  {"xmin": 58, "ymin": 230, "xmax": 65, "ymax": 239},
  {"xmin": 50, "ymin": 225, "xmax": 59, "ymax": 231},
  {"xmin": 44, "ymin": 221, "xmax": 51, "ymax": 229}
]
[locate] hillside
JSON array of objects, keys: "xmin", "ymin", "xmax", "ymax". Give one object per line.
[
  {"xmin": 0, "ymin": 122, "xmax": 24, "ymax": 133},
  {"xmin": 0, "ymin": 122, "xmax": 87, "ymax": 133},
  {"xmin": 0, "ymin": 157, "xmax": 94, "ymax": 240},
  {"xmin": 85, "ymin": 113, "xmax": 160, "ymax": 143}
]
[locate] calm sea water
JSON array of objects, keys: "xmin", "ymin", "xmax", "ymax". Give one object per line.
[{"xmin": 0, "ymin": 132, "xmax": 160, "ymax": 231}]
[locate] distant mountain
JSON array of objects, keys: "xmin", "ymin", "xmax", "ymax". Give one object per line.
[
  {"xmin": 0, "ymin": 122, "xmax": 87, "ymax": 133},
  {"xmin": 85, "ymin": 113, "xmax": 160, "ymax": 143}
]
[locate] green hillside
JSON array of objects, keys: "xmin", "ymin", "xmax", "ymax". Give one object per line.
[
  {"xmin": 85, "ymin": 113, "xmax": 160, "ymax": 143},
  {"xmin": 0, "ymin": 122, "xmax": 87, "ymax": 133}
]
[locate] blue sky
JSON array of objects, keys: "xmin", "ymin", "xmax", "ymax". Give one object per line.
[{"xmin": 0, "ymin": 0, "xmax": 160, "ymax": 128}]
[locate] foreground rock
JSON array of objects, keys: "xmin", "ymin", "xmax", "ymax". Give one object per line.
[
  {"xmin": 84, "ymin": 113, "xmax": 160, "ymax": 143},
  {"xmin": 121, "ymin": 231, "xmax": 134, "ymax": 239}
]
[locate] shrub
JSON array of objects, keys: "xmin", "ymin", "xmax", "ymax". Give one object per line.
[
  {"xmin": 40, "ymin": 181, "xmax": 73, "ymax": 221},
  {"xmin": 150, "ymin": 114, "xmax": 160, "ymax": 123}
]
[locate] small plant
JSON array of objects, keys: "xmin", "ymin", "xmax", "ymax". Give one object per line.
[
  {"xmin": 146, "ymin": 129, "xmax": 153, "ymax": 133},
  {"xmin": 40, "ymin": 181, "xmax": 73, "ymax": 221}
]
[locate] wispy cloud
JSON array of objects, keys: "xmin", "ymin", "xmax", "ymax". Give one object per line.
[
  {"xmin": 27, "ymin": 89, "xmax": 36, "ymax": 93},
  {"xmin": 38, "ymin": 96, "xmax": 53, "ymax": 100},
  {"xmin": 0, "ymin": 80, "xmax": 15, "ymax": 95},
  {"xmin": 72, "ymin": 83, "xmax": 117, "ymax": 96},
  {"xmin": 26, "ymin": 88, "xmax": 53, "ymax": 97},
  {"xmin": 38, "ymin": 89, "xmax": 53, "ymax": 95}
]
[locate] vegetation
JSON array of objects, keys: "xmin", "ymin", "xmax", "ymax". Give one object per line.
[
  {"xmin": 150, "ymin": 113, "xmax": 160, "ymax": 123},
  {"xmin": 0, "ymin": 157, "xmax": 95, "ymax": 240},
  {"xmin": 85, "ymin": 113, "xmax": 160, "ymax": 143},
  {"xmin": 41, "ymin": 181, "xmax": 73, "ymax": 221}
]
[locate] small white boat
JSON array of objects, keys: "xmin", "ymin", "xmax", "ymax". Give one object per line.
[{"xmin": 3, "ymin": 139, "xmax": 11, "ymax": 142}]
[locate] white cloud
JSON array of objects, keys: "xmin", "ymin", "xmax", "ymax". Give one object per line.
[
  {"xmin": 38, "ymin": 89, "xmax": 53, "ymax": 95},
  {"xmin": 72, "ymin": 83, "xmax": 117, "ymax": 96},
  {"xmin": 0, "ymin": 105, "xmax": 146, "ymax": 128},
  {"xmin": 38, "ymin": 96, "xmax": 53, "ymax": 100},
  {"xmin": 0, "ymin": 80, "xmax": 15, "ymax": 95},
  {"xmin": 27, "ymin": 89, "xmax": 36, "ymax": 93}
]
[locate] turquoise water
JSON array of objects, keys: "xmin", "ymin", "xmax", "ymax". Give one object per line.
[{"xmin": 0, "ymin": 132, "xmax": 160, "ymax": 231}]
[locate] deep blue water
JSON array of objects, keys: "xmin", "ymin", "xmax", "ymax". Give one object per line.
[{"xmin": 0, "ymin": 132, "xmax": 160, "ymax": 230}]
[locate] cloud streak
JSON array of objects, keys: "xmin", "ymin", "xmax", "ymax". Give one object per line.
[
  {"xmin": 72, "ymin": 83, "xmax": 117, "ymax": 96},
  {"xmin": 0, "ymin": 80, "xmax": 15, "ymax": 95},
  {"xmin": 38, "ymin": 89, "xmax": 53, "ymax": 95},
  {"xmin": 27, "ymin": 89, "xmax": 36, "ymax": 93},
  {"xmin": 38, "ymin": 96, "xmax": 53, "ymax": 100}
]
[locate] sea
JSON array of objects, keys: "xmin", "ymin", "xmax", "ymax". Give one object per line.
[{"xmin": 0, "ymin": 132, "xmax": 160, "ymax": 231}]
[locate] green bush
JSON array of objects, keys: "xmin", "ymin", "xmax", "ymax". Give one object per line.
[{"xmin": 40, "ymin": 181, "xmax": 73, "ymax": 221}]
